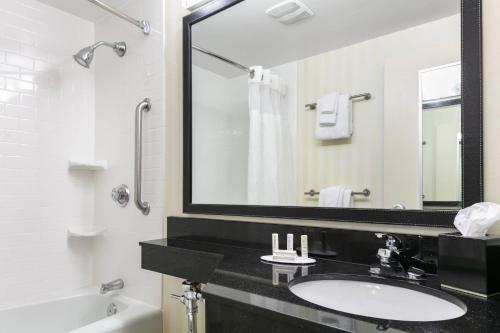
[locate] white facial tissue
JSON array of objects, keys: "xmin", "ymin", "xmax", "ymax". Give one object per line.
[{"xmin": 454, "ymin": 202, "xmax": 500, "ymax": 237}]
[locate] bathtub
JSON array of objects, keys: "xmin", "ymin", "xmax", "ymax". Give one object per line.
[{"xmin": 0, "ymin": 289, "xmax": 162, "ymax": 333}]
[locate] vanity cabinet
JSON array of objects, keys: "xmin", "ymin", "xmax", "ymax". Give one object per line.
[
  {"xmin": 205, "ymin": 296, "xmax": 339, "ymax": 333},
  {"xmin": 141, "ymin": 217, "xmax": 500, "ymax": 333}
]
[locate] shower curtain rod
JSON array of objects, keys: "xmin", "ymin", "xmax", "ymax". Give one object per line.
[
  {"xmin": 86, "ymin": 0, "xmax": 151, "ymax": 35},
  {"xmin": 193, "ymin": 44, "xmax": 256, "ymax": 78}
]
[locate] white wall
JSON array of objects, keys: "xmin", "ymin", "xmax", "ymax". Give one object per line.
[
  {"xmin": 192, "ymin": 62, "xmax": 297, "ymax": 205},
  {"xmin": 192, "ymin": 66, "xmax": 248, "ymax": 204},
  {"xmin": 0, "ymin": 0, "xmax": 164, "ymax": 310},
  {"xmin": 92, "ymin": 0, "xmax": 164, "ymax": 307},
  {"xmin": 0, "ymin": 0, "xmax": 95, "ymax": 308}
]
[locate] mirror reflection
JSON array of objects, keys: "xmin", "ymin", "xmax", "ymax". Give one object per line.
[
  {"xmin": 421, "ymin": 63, "xmax": 462, "ymax": 210},
  {"xmin": 191, "ymin": 0, "xmax": 461, "ymax": 210}
]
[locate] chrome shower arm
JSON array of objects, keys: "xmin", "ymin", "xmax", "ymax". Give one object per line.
[
  {"xmin": 73, "ymin": 41, "xmax": 126, "ymax": 68},
  {"xmin": 90, "ymin": 41, "xmax": 115, "ymax": 50},
  {"xmin": 90, "ymin": 41, "xmax": 126, "ymax": 56}
]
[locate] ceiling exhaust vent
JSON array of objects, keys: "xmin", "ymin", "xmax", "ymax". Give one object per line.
[
  {"xmin": 183, "ymin": 0, "xmax": 214, "ymax": 11},
  {"xmin": 265, "ymin": 0, "xmax": 314, "ymax": 25}
]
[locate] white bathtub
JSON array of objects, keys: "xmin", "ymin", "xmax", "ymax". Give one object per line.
[{"xmin": 0, "ymin": 289, "xmax": 162, "ymax": 333}]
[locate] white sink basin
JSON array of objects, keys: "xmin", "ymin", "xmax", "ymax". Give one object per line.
[{"xmin": 289, "ymin": 276, "xmax": 466, "ymax": 322}]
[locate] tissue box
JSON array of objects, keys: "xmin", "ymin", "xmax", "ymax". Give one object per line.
[{"xmin": 439, "ymin": 232, "xmax": 500, "ymax": 297}]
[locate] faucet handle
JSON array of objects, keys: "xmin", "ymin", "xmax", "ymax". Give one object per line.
[
  {"xmin": 376, "ymin": 248, "xmax": 393, "ymax": 263},
  {"xmin": 171, "ymin": 293, "xmax": 186, "ymax": 305},
  {"xmin": 375, "ymin": 233, "xmax": 402, "ymax": 253},
  {"xmin": 407, "ymin": 267, "xmax": 426, "ymax": 281}
]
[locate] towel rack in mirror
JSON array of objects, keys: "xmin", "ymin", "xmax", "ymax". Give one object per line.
[
  {"xmin": 305, "ymin": 93, "xmax": 371, "ymax": 110},
  {"xmin": 304, "ymin": 188, "xmax": 371, "ymax": 197}
]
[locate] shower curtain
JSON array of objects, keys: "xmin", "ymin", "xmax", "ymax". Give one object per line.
[{"xmin": 247, "ymin": 68, "xmax": 295, "ymax": 205}]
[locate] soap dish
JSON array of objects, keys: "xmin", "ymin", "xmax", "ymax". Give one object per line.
[
  {"xmin": 260, "ymin": 255, "xmax": 316, "ymax": 265},
  {"xmin": 67, "ymin": 225, "xmax": 106, "ymax": 238}
]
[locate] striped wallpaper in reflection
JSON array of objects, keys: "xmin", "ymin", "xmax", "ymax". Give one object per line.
[
  {"xmin": 296, "ymin": 41, "xmax": 384, "ymax": 208},
  {"xmin": 295, "ymin": 14, "xmax": 460, "ymax": 208}
]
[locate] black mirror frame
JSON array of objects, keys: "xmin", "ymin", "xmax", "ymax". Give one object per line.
[{"xmin": 183, "ymin": 0, "xmax": 482, "ymax": 227}]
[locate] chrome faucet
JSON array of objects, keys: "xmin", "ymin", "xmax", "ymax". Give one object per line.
[
  {"xmin": 369, "ymin": 233, "xmax": 426, "ymax": 281},
  {"xmin": 100, "ymin": 278, "xmax": 124, "ymax": 294}
]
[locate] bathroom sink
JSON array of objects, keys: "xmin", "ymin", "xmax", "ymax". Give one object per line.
[{"xmin": 289, "ymin": 275, "xmax": 466, "ymax": 322}]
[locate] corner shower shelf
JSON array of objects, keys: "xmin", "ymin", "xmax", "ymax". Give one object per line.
[
  {"xmin": 68, "ymin": 159, "xmax": 108, "ymax": 171},
  {"xmin": 67, "ymin": 225, "xmax": 107, "ymax": 238}
]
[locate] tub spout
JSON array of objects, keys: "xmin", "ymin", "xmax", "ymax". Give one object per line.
[{"xmin": 100, "ymin": 278, "xmax": 124, "ymax": 294}]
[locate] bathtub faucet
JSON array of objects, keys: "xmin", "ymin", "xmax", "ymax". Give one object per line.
[{"xmin": 100, "ymin": 278, "xmax": 124, "ymax": 294}]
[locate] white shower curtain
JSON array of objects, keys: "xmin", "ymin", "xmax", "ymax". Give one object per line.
[{"xmin": 247, "ymin": 68, "xmax": 295, "ymax": 205}]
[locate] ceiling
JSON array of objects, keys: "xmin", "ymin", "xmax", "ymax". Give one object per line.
[
  {"xmin": 35, "ymin": 0, "xmax": 131, "ymax": 22},
  {"xmin": 192, "ymin": 0, "xmax": 460, "ymax": 78}
]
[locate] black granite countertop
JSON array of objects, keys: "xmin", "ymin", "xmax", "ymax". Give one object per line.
[{"xmin": 140, "ymin": 237, "xmax": 500, "ymax": 333}]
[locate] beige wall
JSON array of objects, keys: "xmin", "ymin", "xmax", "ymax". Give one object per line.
[
  {"xmin": 383, "ymin": 33, "xmax": 460, "ymax": 209},
  {"xmin": 483, "ymin": 0, "xmax": 500, "ymax": 234},
  {"xmin": 162, "ymin": 1, "xmax": 500, "ymax": 332},
  {"xmin": 297, "ymin": 15, "xmax": 459, "ymax": 209}
]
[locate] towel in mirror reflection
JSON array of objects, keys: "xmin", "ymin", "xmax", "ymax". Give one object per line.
[{"xmin": 318, "ymin": 186, "xmax": 353, "ymax": 208}]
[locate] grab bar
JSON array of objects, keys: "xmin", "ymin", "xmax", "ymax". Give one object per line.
[{"xmin": 134, "ymin": 98, "xmax": 151, "ymax": 215}]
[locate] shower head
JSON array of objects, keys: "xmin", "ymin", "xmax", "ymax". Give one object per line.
[
  {"xmin": 73, "ymin": 41, "xmax": 127, "ymax": 68},
  {"xmin": 73, "ymin": 46, "xmax": 94, "ymax": 68}
]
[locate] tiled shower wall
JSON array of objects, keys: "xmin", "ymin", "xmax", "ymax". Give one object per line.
[
  {"xmin": 92, "ymin": 0, "xmax": 164, "ymax": 307},
  {"xmin": 0, "ymin": 0, "xmax": 95, "ymax": 308},
  {"xmin": 0, "ymin": 0, "xmax": 164, "ymax": 308}
]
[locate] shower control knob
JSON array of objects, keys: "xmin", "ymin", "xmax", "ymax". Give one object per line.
[{"xmin": 111, "ymin": 184, "xmax": 130, "ymax": 208}]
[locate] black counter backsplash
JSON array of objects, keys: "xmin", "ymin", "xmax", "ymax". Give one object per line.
[{"xmin": 167, "ymin": 217, "xmax": 438, "ymax": 272}]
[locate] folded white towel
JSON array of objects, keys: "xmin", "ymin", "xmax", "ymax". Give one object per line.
[
  {"xmin": 318, "ymin": 186, "xmax": 353, "ymax": 208},
  {"xmin": 318, "ymin": 92, "xmax": 338, "ymax": 126},
  {"xmin": 315, "ymin": 93, "xmax": 352, "ymax": 140},
  {"xmin": 318, "ymin": 186, "xmax": 339, "ymax": 207},
  {"xmin": 333, "ymin": 93, "xmax": 353, "ymax": 139},
  {"xmin": 316, "ymin": 92, "xmax": 337, "ymax": 139},
  {"xmin": 342, "ymin": 188, "xmax": 353, "ymax": 208}
]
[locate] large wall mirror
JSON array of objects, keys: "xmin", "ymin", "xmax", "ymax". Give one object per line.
[{"xmin": 183, "ymin": 0, "xmax": 482, "ymax": 227}]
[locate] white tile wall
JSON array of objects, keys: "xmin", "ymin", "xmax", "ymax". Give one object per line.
[
  {"xmin": 0, "ymin": 0, "xmax": 95, "ymax": 308},
  {"xmin": 192, "ymin": 66, "xmax": 248, "ymax": 205},
  {"xmin": 92, "ymin": 0, "xmax": 164, "ymax": 307}
]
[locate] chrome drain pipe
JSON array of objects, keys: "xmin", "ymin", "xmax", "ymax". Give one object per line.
[{"xmin": 171, "ymin": 281, "xmax": 203, "ymax": 333}]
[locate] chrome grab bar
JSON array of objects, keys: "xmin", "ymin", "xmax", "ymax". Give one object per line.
[{"xmin": 134, "ymin": 98, "xmax": 151, "ymax": 215}]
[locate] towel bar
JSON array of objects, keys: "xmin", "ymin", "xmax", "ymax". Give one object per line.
[
  {"xmin": 304, "ymin": 188, "xmax": 371, "ymax": 197},
  {"xmin": 305, "ymin": 93, "xmax": 371, "ymax": 110}
]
